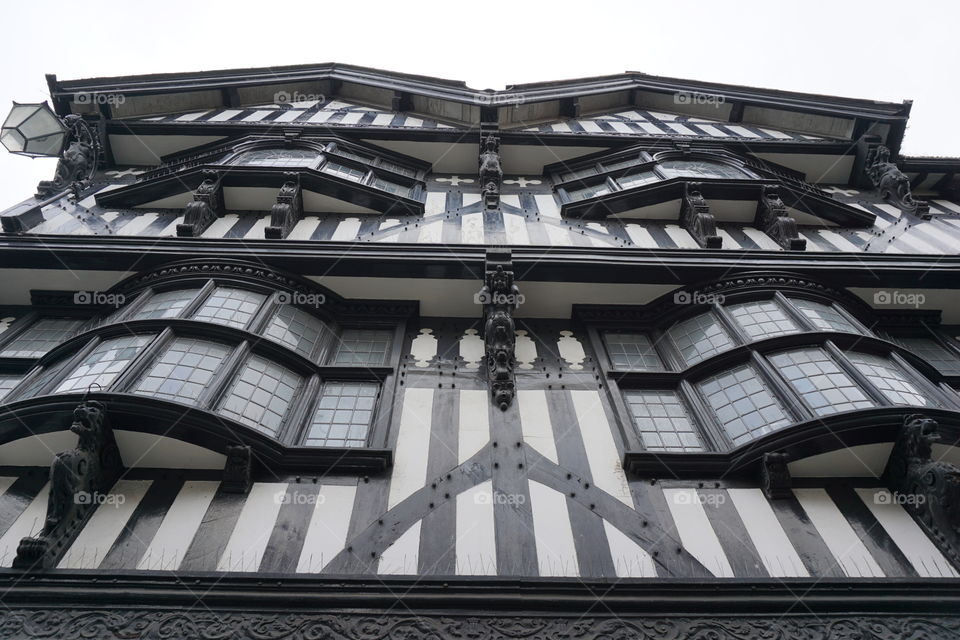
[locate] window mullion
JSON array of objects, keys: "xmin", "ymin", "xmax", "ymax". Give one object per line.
[
  {"xmin": 750, "ymin": 350, "xmax": 813, "ymax": 422},
  {"xmin": 280, "ymin": 372, "xmax": 321, "ymax": 444},
  {"xmin": 712, "ymin": 303, "xmax": 749, "ymax": 346},
  {"xmin": 198, "ymin": 341, "xmax": 249, "ymax": 410},
  {"xmin": 888, "ymin": 350, "xmax": 955, "ymax": 408},
  {"xmin": 111, "ymin": 329, "xmax": 173, "ymax": 392},
  {"xmin": 38, "ymin": 337, "xmax": 101, "ymax": 397},
  {"xmin": 776, "ymin": 292, "xmax": 815, "ymax": 332},
  {"xmin": 824, "ymin": 341, "xmax": 891, "ymax": 406},
  {"xmin": 678, "ymin": 379, "xmax": 728, "ymax": 451},
  {"xmin": 111, "ymin": 287, "xmax": 154, "ymax": 323},
  {"xmin": 179, "ymin": 280, "xmax": 216, "ymax": 319}
]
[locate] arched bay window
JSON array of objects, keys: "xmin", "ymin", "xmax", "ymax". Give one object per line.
[
  {"xmin": 0, "ymin": 261, "xmax": 414, "ymax": 453},
  {"xmin": 583, "ymin": 278, "xmax": 960, "ymax": 454}
]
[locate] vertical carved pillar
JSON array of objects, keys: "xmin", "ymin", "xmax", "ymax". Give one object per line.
[
  {"xmin": 479, "ymin": 134, "xmax": 502, "ymax": 210},
  {"xmin": 680, "ymin": 182, "xmax": 722, "ymax": 248},
  {"xmin": 177, "ymin": 170, "xmax": 224, "ymax": 237},
  {"xmin": 13, "ymin": 401, "xmax": 124, "ymax": 570},
  {"xmin": 477, "ymin": 250, "xmax": 520, "ymax": 410},
  {"xmin": 265, "ymin": 176, "xmax": 303, "ymax": 239},
  {"xmin": 756, "ymin": 185, "xmax": 806, "ymax": 250}
]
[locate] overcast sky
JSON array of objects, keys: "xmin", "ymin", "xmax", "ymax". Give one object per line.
[{"xmin": 1, "ymin": 0, "xmax": 957, "ymax": 205}]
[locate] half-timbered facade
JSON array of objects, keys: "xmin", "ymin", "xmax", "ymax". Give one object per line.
[{"xmin": 1, "ymin": 63, "xmax": 960, "ymax": 639}]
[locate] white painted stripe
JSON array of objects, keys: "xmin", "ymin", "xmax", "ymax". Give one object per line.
[
  {"xmin": 458, "ymin": 389, "xmax": 490, "ymax": 464},
  {"xmin": 726, "ymin": 488, "xmax": 808, "ymax": 577},
  {"xmin": 529, "ymin": 480, "xmax": 579, "ymax": 577},
  {"xmin": 726, "ymin": 125, "xmax": 762, "ymax": 138},
  {"xmin": 296, "ymin": 484, "xmax": 357, "ymax": 573},
  {"xmin": 534, "ymin": 194, "xmax": 561, "ymax": 219},
  {"xmin": 742, "ymin": 227, "xmax": 784, "ymax": 251},
  {"xmin": 793, "ymin": 488, "xmax": 884, "ymax": 577},
  {"xmin": 855, "ymin": 488, "xmax": 959, "ymax": 577},
  {"xmin": 207, "ymin": 109, "xmax": 243, "ymax": 122},
  {"xmin": 0, "ymin": 484, "xmax": 49, "ymax": 567},
  {"xmin": 759, "ymin": 128, "xmax": 794, "ymax": 139},
  {"xmin": 545, "ymin": 222, "xmax": 572, "ymax": 245},
  {"xmin": 199, "ymin": 213, "xmax": 238, "ymax": 238},
  {"xmin": 624, "ymin": 224, "xmax": 658, "ymax": 248},
  {"xmin": 403, "ymin": 117, "xmax": 424, "ymax": 127},
  {"xmin": 570, "ymin": 390, "xmax": 632, "ymax": 506},
  {"xmin": 158, "ymin": 215, "xmax": 185, "ymax": 236},
  {"xmin": 551, "ymin": 122, "xmax": 572, "ymax": 133},
  {"xmin": 664, "ymin": 224, "xmax": 699, "ymax": 248},
  {"xmin": 0, "ymin": 477, "xmax": 15, "ymax": 498},
  {"xmin": 646, "ymin": 110, "xmax": 679, "ymax": 121},
  {"xmin": 242, "ymin": 110, "xmax": 274, "ymax": 122},
  {"xmin": 503, "ymin": 213, "xmax": 530, "ymax": 245},
  {"xmin": 273, "ymin": 110, "xmax": 305, "ymax": 123},
  {"xmin": 899, "ymin": 230, "xmax": 946, "ymax": 254},
  {"xmin": 462, "ymin": 193, "xmax": 483, "ymax": 208},
  {"xmin": 331, "ymin": 217, "xmax": 361, "ymax": 242},
  {"xmin": 339, "ymin": 112, "xmax": 363, "ymax": 125},
  {"xmin": 662, "ymin": 488, "xmax": 734, "ymax": 577},
  {"xmin": 417, "ymin": 220, "xmax": 443, "ymax": 244},
  {"xmin": 325, "ymin": 101, "xmax": 352, "ymax": 109},
  {"xmin": 635, "ymin": 121, "xmax": 666, "ymax": 135},
  {"xmin": 216, "ymin": 482, "xmax": 287, "ymax": 572},
  {"xmin": 666, "ymin": 123, "xmax": 697, "ymax": 136},
  {"xmin": 817, "ymin": 230, "xmax": 861, "ymax": 252},
  {"xmin": 717, "ymin": 228, "xmax": 741, "ymax": 249},
  {"xmin": 288, "ymin": 216, "xmax": 321, "ymax": 240},
  {"xmin": 100, "ymin": 212, "xmax": 120, "ymax": 223},
  {"xmin": 501, "ymin": 194, "xmax": 521, "ymax": 209},
  {"xmin": 371, "ymin": 113, "xmax": 394, "ymax": 126},
  {"xmin": 243, "ymin": 215, "xmax": 271, "ymax": 239},
  {"xmin": 387, "ymin": 388, "xmax": 434, "ymax": 509},
  {"xmin": 799, "ymin": 230, "xmax": 827, "ymax": 251},
  {"xmin": 307, "ymin": 110, "xmax": 336, "ymax": 124},
  {"xmin": 114, "ymin": 212, "xmax": 159, "ymax": 236},
  {"xmin": 176, "ymin": 111, "xmax": 209, "ymax": 122},
  {"xmin": 137, "ymin": 480, "xmax": 219, "ymax": 570},
  {"xmin": 579, "ymin": 120, "xmax": 603, "ymax": 133},
  {"xmin": 933, "ymin": 199, "xmax": 960, "ymax": 214},
  {"xmin": 604, "ymin": 520, "xmax": 657, "ymax": 577},
  {"xmin": 424, "ymin": 191, "xmax": 446, "ymax": 216},
  {"xmin": 456, "ymin": 480, "xmax": 497, "ymax": 575},
  {"xmin": 59, "ymin": 479, "xmax": 152, "ymax": 569},
  {"xmin": 518, "ymin": 389, "xmax": 557, "ymax": 463},
  {"xmin": 378, "ymin": 520, "xmax": 420, "ymax": 574},
  {"xmin": 696, "ymin": 124, "xmax": 728, "ymax": 137},
  {"xmin": 610, "ymin": 122, "xmax": 634, "ymax": 134},
  {"xmin": 460, "ymin": 212, "xmax": 485, "ymax": 244},
  {"xmin": 875, "ymin": 203, "xmax": 903, "ymax": 219},
  {"xmin": 31, "ymin": 210, "xmax": 74, "ymax": 234}
]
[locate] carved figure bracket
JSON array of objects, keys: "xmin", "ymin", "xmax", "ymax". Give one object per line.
[
  {"xmin": 756, "ymin": 185, "xmax": 806, "ymax": 250},
  {"xmin": 761, "ymin": 452, "xmax": 792, "ymax": 499},
  {"xmin": 177, "ymin": 170, "xmax": 224, "ymax": 237},
  {"xmin": 680, "ymin": 183, "xmax": 722, "ymax": 248},
  {"xmin": 222, "ymin": 445, "xmax": 253, "ymax": 494},
  {"xmin": 266, "ymin": 177, "xmax": 302, "ymax": 239},
  {"xmin": 479, "ymin": 134, "xmax": 502, "ymax": 210},
  {"xmin": 477, "ymin": 250, "xmax": 519, "ymax": 410},
  {"xmin": 865, "ymin": 145, "xmax": 930, "ymax": 218}
]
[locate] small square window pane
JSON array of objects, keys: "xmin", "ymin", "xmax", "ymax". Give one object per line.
[
  {"xmin": 698, "ymin": 364, "xmax": 790, "ymax": 445},
  {"xmin": 727, "ymin": 300, "xmax": 799, "ymax": 340},
  {"xmin": 192, "ymin": 288, "xmax": 266, "ymax": 329},
  {"xmin": 216, "ymin": 355, "xmax": 301, "ymax": 436},
  {"xmin": 668, "ymin": 313, "xmax": 734, "ymax": 366},
  {"xmin": 791, "ymin": 299, "xmax": 862, "ymax": 334},
  {"xmin": 604, "ymin": 333, "xmax": 662, "ymax": 370},
  {"xmin": 263, "ymin": 305, "xmax": 327, "ymax": 359},
  {"xmin": 893, "ymin": 337, "xmax": 960, "ymax": 376},
  {"xmin": 134, "ymin": 338, "xmax": 231, "ymax": 404},
  {"xmin": 0, "ymin": 318, "xmax": 85, "ymax": 358},
  {"xmin": 55, "ymin": 335, "xmax": 154, "ymax": 393},
  {"xmin": 333, "ymin": 329, "xmax": 392, "ymax": 366},
  {"xmin": 769, "ymin": 348, "xmax": 874, "ymax": 416},
  {"xmin": 846, "ymin": 352, "xmax": 934, "ymax": 407},
  {"xmin": 624, "ymin": 389, "xmax": 703, "ymax": 452},
  {"xmin": 131, "ymin": 289, "xmax": 199, "ymax": 320},
  {"xmin": 304, "ymin": 381, "xmax": 379, "ymax": 447},
  {"xmin": 0, "ymin": 375, "xmax": 22, "ymax": 402}
]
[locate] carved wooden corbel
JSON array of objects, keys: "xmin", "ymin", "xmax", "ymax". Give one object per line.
[
  {"xmin": 177, "ymin": 170, "xmax": 224, "ymax": 237},
  {"xmin": 477, "ymin": 250, "xmax": 520, "ymax": 410},
  {"xmin": 680, "ymin": 182, "xmax": 722, "ymax": 248},
  {"xmin": 883, "ymin": 414, "xmax": 960, "ymax": 566},
  {"xmin": 756, "ymin": 185, "xmax": 806, "ymax": 250},
  {"xmin": 761, "ymin": 452, "xmax": 792, "ymax": 499},
  {"xmin": 265, "ymin": 177, "xmax": 302, "ymax": 239},
  {"xmin": 13, "ymin": 400, "xmax": 124, "ymax": 570},
  {"xmin": 222, "ymin": 444, "xmax": 253, "ymax": 494},
  {"xmin": 865, "ymin": 145, "xmax": 931, "ymax": 218},
  {"xmin": 478, "ymin": 134, "xmax": 502, "ymax": 210}
]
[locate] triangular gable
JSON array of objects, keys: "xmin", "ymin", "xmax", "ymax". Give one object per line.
[
  {"xmin": 520, "ymin": 108, "xmax": 825, "ymax": 142},
  {"xmin": 138, "ymin": 97, "xmax": 459, "ymax": 130}
]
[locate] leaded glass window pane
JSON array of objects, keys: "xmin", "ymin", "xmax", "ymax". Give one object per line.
[
  {"xmin": 192, "ymin": 288, "xmax": 266, "ymax": 329},
  {"xmin": 624, "ymin": 389, "xmax": 703, "ymax": 452},
  {"xmin": 667, "ymin": 313, "xmax": 734, "ymax": 366},
  {"xmin": 658, "ymin": 159, "xmax": 751, "ymax": 180},
  {"xmin": 232, "ymin": 148, "xmax": 320, "ymax": 168},
  {"xmin": 322, "ymin": 161, "xmax": 366, "ymax": 182},
  {"xmin": 376, "ymin": 159, "xmax": 416, "ymax": 178},
  {"xmin": 769, "ymin": 348, "xmax": 874, "ymax": 416},
  {"xmin": 263, "ymin": 306, "xmax": 326, "ymax": 359},
  {"xmin": 370, "ymin": 177, "xmax": 410, "ymax": 196},
  {"xmin": 16, "ymin": 360, "xmax": 69, "ymax": 399},
  {"xmin": 305, "ymin": 381, "xmax": 379, "ymax": 447},
  {"xmin": 566, "ymin": 183, "xmax": 612, "ymax": 202},
  {"xmin": 560, "ymin": 166, "xmax": 599, "ymax": 183},
  {"xmin": 134, "ymin": 338, "xmax": 231, "ymax": 404},
  {"xmin": 604, "ymin": 333, "xmax": 662, "ymax": 370},
  {"xmin": 0, "ymin": 318, "xmax": 85, "ymax": 358},
  {"xmin": 846, "ymin": 352, "xmax": 934, "ymax": 407},
  {"xmin": 894, "ymin": 337, "xmax": 960, "ymax": 375},
  {"xmin": 0, "ymin": 375, "xmax": 21, "ymax": 402},
  {"xmin": 727, "ymin": 300, "xmax": 799, "ymax": 340},
  {"xmin": 55, "ymin": 335, "xmax": 153, "ymax": 393},
  {"xmin": 333, "ymin": 329, "xmax": 392, "ymax": 366},
  {"xmin": 791, "ymin": 298, "xmax": 861, "ymax": 334},
  {"xmin": 131, "ymin": 289, "xmax": 199, "ymax": 320},
  {"xmin": 216, "ymin": 355, "xmax": 301, "ymax": 436},
  {"xmin": 617, "ymin": 170, "xmax": 659, "ymax": 189},
  {"xmin": 698, "ymin": 364, "xmax": 791, "ymax": 445}
]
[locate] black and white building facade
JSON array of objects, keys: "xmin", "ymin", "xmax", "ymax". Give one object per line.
[{"xmin": 1, "ymin": 63, "xmax": 960, "ymax": 638}]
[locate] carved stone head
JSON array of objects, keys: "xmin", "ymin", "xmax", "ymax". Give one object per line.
[{"xmin": 70, "ymin": 400, "xmax": 107, "ymax": 451}]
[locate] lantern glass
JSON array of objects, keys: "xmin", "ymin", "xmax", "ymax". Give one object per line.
[{"xmin": 1, "ymin": 102, "xmax": 67, "ymax": 157}]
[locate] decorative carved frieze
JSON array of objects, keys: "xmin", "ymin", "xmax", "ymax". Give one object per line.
[
  {"xmin": 883, "ymin": 414, "xmax": 960, "ymax": 566},
  {"xmin": 478, "ymin": 250, "xmax": 520, "ymax": 410},
  {"xmin": 756, "ymin": 185, "xmax": 806, "ymax": 250},
  {"xmin": 0, "ymin": 609, "xmax": 957, "ymax": 640},
  {"xmin": 266, "ymin": 178, "xmax": 303, "ymax": 239},
  {"xmin": 865, "ymin": 145, "xmax": 931, "ymax": 218},
  {"xmin": 13, "ymin": 400, "xmax": 123, "ymax": 570},
  {"xmin": 761, "ymin": 452, "xmax": 792, "ymax": 499},
  {"xmin": 479, "ymin": 134, "xmax": 502, "ymax": 210},
  {"xmin": 680, "ymin": 183, "xmax": 721, "ymax": 248},
  {"xmin": 222, "ymin": 445, "xmax": 253, "ymax": 494},
  {"xmin": 177, "ymin": 170, "xmax": 223, "ymax": 237}
]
